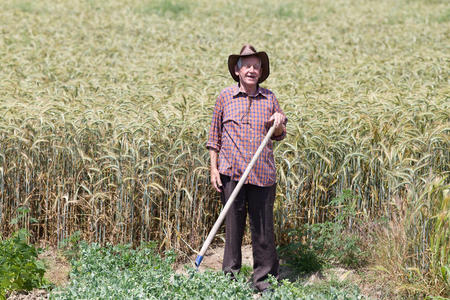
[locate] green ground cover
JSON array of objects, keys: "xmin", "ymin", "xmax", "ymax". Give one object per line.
[{"xmin": 49, "ymin": 242, "xmax": 365, "ymax": 300}]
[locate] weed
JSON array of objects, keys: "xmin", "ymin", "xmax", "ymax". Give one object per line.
[
  {"xmin": 278, "ymin": 227, "xmax": 323, "ymax": 273},
  {"xmin": 261, "ymin": 277, "xmax": 365, "ymax": 299},
  {"xmin": 0, "ymin": 220, "xmax": 48, "ymax": 299},
  {"xmin": 58, "ymin": 231, "xmax": 82, "ymax": 262},
  {"xmin": 239, "ymin": 264, "xmax": 253, "ymax": 278},
  {"xmin": 279, "ymin": 191, "xmax": 368, "ymax": 271},
  {"xmin": 139, "ymin": 0, "xmax": 190, "ymax": 17},
  {"xmin": 273, "ymin": 3, "xmax": 304, "ymax": 19},
  {"xmin": 436, "ymin": 8, "xmax": 450, "ymax": 23}
]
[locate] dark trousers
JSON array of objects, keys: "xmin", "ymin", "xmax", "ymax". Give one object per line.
[{"xmin": 220, "ymin": 174, "xmax": 279, "ymax": 292}]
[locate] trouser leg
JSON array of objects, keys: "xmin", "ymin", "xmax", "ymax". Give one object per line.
[
  {"xmin": 247, "ymin": 183, "xmax": 279, "ymax": 292},
  {"xmin": 220, "ymin": 175, "xmax": 246, "ymax": 277}
]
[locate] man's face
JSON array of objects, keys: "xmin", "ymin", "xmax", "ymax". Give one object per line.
[{"xmin": 235, "ymin": 56, "xmax": 262, "ymax": 87}]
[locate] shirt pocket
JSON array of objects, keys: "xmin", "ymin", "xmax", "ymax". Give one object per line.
[{"xmin": 223, "ymin": 106, "xmax": 243, "ymax": 125}]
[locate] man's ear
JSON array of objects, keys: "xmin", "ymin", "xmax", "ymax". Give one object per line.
[{"xmin": 234, "ymin": 65, "xmax": 240, "ymax": 76}]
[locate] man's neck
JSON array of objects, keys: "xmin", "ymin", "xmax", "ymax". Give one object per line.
[{"xmin": 239, "ymin": 82, "xmax": 258, "ymax": 96}]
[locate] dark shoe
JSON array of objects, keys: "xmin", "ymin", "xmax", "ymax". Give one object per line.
[
  {"xmin": 262, "ymin": 287, "xmax": 274, "ymax": 294},
  {"xmin": 252, "ymin": 281, "xmax": 272, "ymax": 293},
  {"xmin": 223, "ymin": 269, "xmax": 240, "ymax": 281}
]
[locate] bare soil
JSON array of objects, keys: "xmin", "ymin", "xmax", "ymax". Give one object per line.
[
  {"xmin": 176, "ymin": 244, "xmax": 254, "ymax": 274},
  {"xmin": 39, "ymin": 247, "xmax": 71, "ymax": 287},
  {"xmin": 7, "ymin": 289, "xmax": 48, "ymax": 300}
]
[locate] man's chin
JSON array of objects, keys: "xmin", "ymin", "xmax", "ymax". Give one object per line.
[{"xmin": 243, "ymin": 80, "xmax": 258, "ymax": 85}]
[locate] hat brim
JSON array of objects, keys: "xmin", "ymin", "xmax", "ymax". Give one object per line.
[{"xmin": 228, "ymin": 51, "xmax": 270, "ymax": 84}]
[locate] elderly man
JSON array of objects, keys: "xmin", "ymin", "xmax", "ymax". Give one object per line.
[{"xmin": 206, "ymin": 44, "xmax": 287, "ymax": 292}]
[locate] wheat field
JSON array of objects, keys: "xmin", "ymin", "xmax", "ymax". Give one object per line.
[{"xmin": 0, "ymin": 0, "xmax": 448, "ymax": 295}]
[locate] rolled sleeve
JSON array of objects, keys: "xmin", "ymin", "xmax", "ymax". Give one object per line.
[
  {"xmin": 206, "ymin": 94, "xmax": 223, "ymax": 152},
  {"xmin": 271, "ymin": 125, "xmax": 287, "ymax": 141}
]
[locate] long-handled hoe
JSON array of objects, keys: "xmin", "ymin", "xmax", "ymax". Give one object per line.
[{"xmin": 195, "ymin": 125, "xmax": 276, "ymax": 270}]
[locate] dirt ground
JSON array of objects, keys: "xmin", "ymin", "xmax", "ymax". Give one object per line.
[{"xmin": 176, "ymin": 244, "xmax": 254, "ymax": 274}]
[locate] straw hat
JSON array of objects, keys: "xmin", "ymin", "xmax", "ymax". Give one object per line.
[{"xmin": 228, "ymin": 45, "xmax": 270, "ymax": 83}]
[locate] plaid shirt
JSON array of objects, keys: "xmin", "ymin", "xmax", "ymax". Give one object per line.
[{"xmin": 206, "ymin": 84, "xmax": 287, "ymax": 187}]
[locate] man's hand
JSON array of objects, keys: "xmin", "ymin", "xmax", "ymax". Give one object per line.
[
  {"xmin": 267, "ymin": 112, "xmax": 286, "ymax": 136},
  {"xmin": 209, "ymin": 149, "xmax": 223, "ymax": 192},
  {"xmin": 210, "ymin": 168, "xmax": 223, "ymax": 193}
]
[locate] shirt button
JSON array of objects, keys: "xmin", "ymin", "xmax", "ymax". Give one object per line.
[{"xmin": 250, "ymin": 139, "xmax": 253, "ymax": 143}]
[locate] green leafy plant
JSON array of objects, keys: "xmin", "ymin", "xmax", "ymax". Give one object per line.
[
  {"xmin": 58, "ymin": 231, "xmax": 82, "ymax": 262},
  {"xmin": 280, "ymin": 191, "xmax": 368, "ymax": 271},
  {"xmin": 0, "ymin": 229, "xmax": 48, "ymax": 299},
  {"xmin": 261, "ymin": 277, "xmax": 365, "ymax": 300},
  {"xmin": 51, "ymin": 243, "xmax": 254, "ymax": 299},
  {"xmin": 10, "ymin": 206, "xmax": 37, "ymax": 230},
  {"xmin": 52, "ymin": 243, "xmax": 366, "ymax": 299},
  {"xmin": 238, "ymin": 264, "xmax": 253, "ymax": 279},
  {"xmin": 273, "ymin": 2, "xmax": 303, "ymax": 19},
  {"xmin": 139, "ymin": 0, "xmax": 190, "ymax": 16},
  {"xmin": 308, "ymin": 191, "xmax": 367, "ymax": 268},
  {"xmin": 278, "ymin": 227, "xmax": 323, "ymax": 273}
]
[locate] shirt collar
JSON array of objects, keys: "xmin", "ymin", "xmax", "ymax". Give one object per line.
[{"xmin": 232, "ymin": 83, "xmax": 268, "ymax": 98}]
